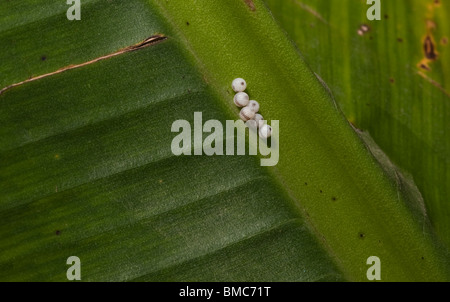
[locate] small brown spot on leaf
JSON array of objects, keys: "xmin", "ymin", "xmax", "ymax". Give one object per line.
[
  {"xmin": 426, "ymin": 20, "xmax": 436, "ymax": 30},
  {"xmin": 397, "ymin": 38, "xmax": 403, "ymax": 43},
  {"xmin": 424, "ymin": 35, "xmax": 438, "ymax": 60},
  {"xmin": 186, "ymin": 21, "xmax": 190, "ymax": 26},
  {"xmin": 419, "ymin": 62, "xmax": 431, "ymax": 71},
  {"xmin": 331, "ymin": 196, "xmax": 337, "ymax": 201},
  {"xmin": 244, "ymin": 0, "xmax": 256, "ymax": 11},
  {"xmin": 359, "ymin": 232, "xmax": 365, "ymax": 239},
  {"xmin": 389, "ymin": 78, "xmax": 395, "ymax": 84},
  {"xmin": 441, "ymin": 37, "xmax": 448, "ymax": 45},
  {"xmin": 41, "ymin": 55, "xmax": 47, "ymax": 61},
  {"xmin": 55, "ymin": 230, "xmax": 61, "ymax": 236}
]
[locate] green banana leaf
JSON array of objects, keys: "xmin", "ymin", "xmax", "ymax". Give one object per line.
[
  {"xmin": 1, "ymin": 0, "xmax": 449, "ymax": 281},
  {"xmin": 264, "ymin": 0, "xmax": 450, "ymax": 249}
]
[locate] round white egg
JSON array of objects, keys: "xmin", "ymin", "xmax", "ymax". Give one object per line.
[
  {"xmin": 234, "ymin": 92, "xmax": 249, "ymax": 107},
  {"xmin": 246, "ymin": 119, "xmax": 258, "ymax": 129},
  {"xmin": 253, "ymin": 113, "xmax": 264, "ymax": 128},
  {"xmin": 248, "ymin": 100, "xmax": 260, "ymax": 113},
  {"xmin": 232, "ymin": 78, "xmax": 247, "ymax": 92},
  {"xmin": 259, "ymin": 124, "xmax": 272, "ymax": 139},
  {"xmin": 240, "ymin": 106, "xmax": 256, "ymax": 121}
]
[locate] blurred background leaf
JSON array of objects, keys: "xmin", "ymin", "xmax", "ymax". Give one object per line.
[{"xmin": 264, "ymin": 0, "xmax": 450, "ymax": 248}]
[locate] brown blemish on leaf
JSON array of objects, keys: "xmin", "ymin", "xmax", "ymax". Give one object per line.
[
  {"xmin": 418, "ymin": 61, "xmax": 431, "ymax": 71},
  {"xmin": 416, "ymin": 15, "xmax": 439, "ymax": 73},
  {"xmin": 424, "ymin": 35, "xmax": 438, "ymax": 60},
  {"xmin": 244, "ymin": 0, "xmax": 256, "ymax": 11},
  {"xmin": 0, "ymin": 35, "xmax": 167, "ymax": 95},
  {"xmin": 426, "ymin": 20, "xmax": 436, "ymax": 30},
  {"xmin": 441, "ymin": 37, "xmax": 448, "ymax": 45}
]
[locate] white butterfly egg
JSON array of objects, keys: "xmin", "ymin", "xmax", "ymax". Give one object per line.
[
  {"xmin": 248, "ymin": 100, "xmax": 260, "ymax": 113},
  {"xmin": 240, "ymin": 106, "xmax": 256, "ymax": 122},
  {"xmin": 246, "ymin": 119, "xmax": 258, "ymax": 129},
  {"xmin": 253, "ymin": 113, "xmax": 264, "ymax": 128},
  {"xmin": 232, "ymin": 78, "xmax": 247, "ymax": 92},
  {"xmin": 259, "ymin": 124, "xmax": 272, "ymax": 139},
  {"xmin": 246, "ymin": 113, "xmax": 263, "ymax": 129},
  {"xmin": 234, "ymin": 92, "xmax": 249, "ymax": 107}
]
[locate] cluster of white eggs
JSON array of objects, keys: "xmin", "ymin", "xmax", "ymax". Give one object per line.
[{"xmin": 231, "ymin": 78, "xmax": 272, "ymax": 139}]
